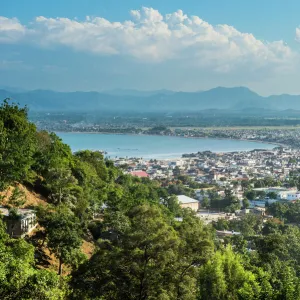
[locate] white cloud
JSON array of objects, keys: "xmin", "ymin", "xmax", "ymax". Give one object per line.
[
  {"xmin": 296, "ymin": 27, "xmax": 300, "ymax": 42},
  {"xmin": 0, "ymin": 17, "xmax": 25, "ymax": 43},
  {"xmin": 0, "ymin": 8, "xmax": 296, "ymax": 73}
]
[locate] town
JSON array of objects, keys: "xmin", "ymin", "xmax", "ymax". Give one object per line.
[{"xmin": 114, "ymin": 146, "xmax": 300, "ymax": 227}]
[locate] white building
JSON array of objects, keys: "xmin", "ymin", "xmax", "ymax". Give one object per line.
[{"xmin": 177, "ymin": 195, "xmax": 199, "ymax": 211}]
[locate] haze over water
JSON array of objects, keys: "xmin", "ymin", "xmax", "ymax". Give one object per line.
[{"xmin": 57, "ymin": 133, "xmax": 276, "ymax": 159}]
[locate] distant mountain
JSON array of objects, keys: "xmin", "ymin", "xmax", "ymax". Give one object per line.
[
  {"xmin": 0, "ymin": 86, "xmax": 28, "ymax": 93},
  {"xmin": 102, "ymin": 89, "xmax": 176, "ymax": 97},
  {"xmin": 2, "ymin": 86, "xmax": 300, "ymax": 113},
  {"xmin": 267, "ymin": 94, "xmax": 300, "ymax": 110}
]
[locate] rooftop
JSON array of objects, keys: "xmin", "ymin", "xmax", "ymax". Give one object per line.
[
  {"xmin": 177, "ymin": 195, "xmax": 199, "ymax": 204},
  {"xmin": 0, "ymin": 207, "xmax": 35, "ymax": 218},
  {"xmin": 130, "ymin": 171, "xmax": 149, "ymax": 178}
]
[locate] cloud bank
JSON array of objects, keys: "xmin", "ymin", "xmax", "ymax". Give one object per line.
[
  {"xmin": 0, "ymin": 7, "xmax": 296, "ymax": 74},
  {"xmin": 2, "ymin": 7, "xmax": 300, "ymax": 95}
]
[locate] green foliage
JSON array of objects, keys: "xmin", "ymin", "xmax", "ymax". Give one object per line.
[
  {"xmin": 74, "ymin": 150, "xmax": 108, "ymax": 181},
  {"xmin": 7, "ymin": 186, "xmax": 26, "ymax": 207},
  {"xmin": 33, "ymin": 131, "xmax": 73, "ymax": 175},
  {"xmin": 19, "ymin": 269, "xmax": 69, "ymax": 300},
  {"xmin": 71, "ymin": 205, "xmax": 214, "ymax": 300},
  {"xmin": 0, "ymin": 99, "xmax": 37, "ymax": 190},
  {"xmin": 268, "ymin": 201, "xmax": 300, "ymax": 223},
  {"xmin": 161, "ymin": 195, "xmax": 181, "ymax": 216},
  {"xmin": 244, "ymin": 190, "xmax": 256, "ymax": 200},
  {"xmin": 242, "ymin": 198, "xmax": 250, "ymax": 209},
  {"xmin": 0, "ymin": 217, "xmax": 68, "ymax": 299},
  {"xmin": 198, "ymin": 246, "xmax": 261, "ymax": 300},
  {"xmin": 229, "ymin": 214, "xmax": 264, "ymax": 237},
  {"xmin": 167, "ymin": 183, "xmax": 195, "ymax": 198},
  {"xmin": 201, "ymin": 196, "xmax": 210, "ymax": 208},
  {"xmin": 71, "ymin": 204, "xmax": 179, "ymax": 299},
  {"xmin": 267, "ymin": 191, "xmax": 278, "ymax": 199},
  {"xmin": 174, "ymin": 210, "xmax": 214, "ymax": 299},
  {"xmin": 39, "ymin": 206, "xmax": 85, "ymax": 275},
  {"xmin": 3, "ymin": 100, "xmax": 300, "ymax": 299},
  {"xmin": 213, "ymin": 218, "xmax": 230, "ymax": 231},
  {"xmin": 46, "ymin": 168, "xmax": 79, "ymax": 206}
]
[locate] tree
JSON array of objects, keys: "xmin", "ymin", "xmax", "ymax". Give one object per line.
[
  {"xmin": 19, "ymin": 269, "xmax": 69, "ymax": 300},
  {"xmin": 267, "ymin": 191, "xmax": 278, "ymax": 199},
  {"xmin": 268, "ymin": 202, "xmax": 290, "ymax": 222},
  {"xmin": 46, "ymin": 168, "xmax": 79, "ymax": 207},
  {"xmin": 71, "ymin": 204, "xmax": 181, "ymax": 299},
  {"xmin": 242, "ymin": 198, "xmax": 250, "ymax": 209},
  {"xmin": 198, "ymin": 246, "xmax": 261, "ymax": 300},
  {"xmin": 5, "ymin": 186, "xmax": 27, "ymax": 207},
  {"xmin": 256, "ymin": 190, "xmax": 266, "ymax": 199},
  {"xmin": 213, "ymin": 219, "xmax": 230, "ymax": 231},
  {"xmin": 241, "ymin": 180, "xmax": 250, "ymax": 191},
  {"xmin": 230, "ymin": 214, "xmax": 263, "ymax": 237},
  {"xmin": 0, "ymin": 99, "xmax": 36, "ymax": 189},
  {"xmin": 33, "ymin": 132, "xmax": 73, "ymax": 173},
  {"xmin": 74, "ymin": 150, "xmax": 108, "ymax": 181},
  {"xmin": 173, "ymin": 210, "xmax": 214, "ymax": 299},
  {"xmin": 201, "ymin": 197, "xmax": 210, "ymax": 209},
  {"xmin": 0, "ymin": 216, "xmax": 68, "ymax": 299},
  {"xmin": 224, "ymin": 189, "xmax": 241, "ymax": 212},
  {"xmin": 160, "ymin": 195, "xmax": 181, "ymax": 216},
  {"xmin": 40, "ymin": 206, "xmax": 85, "ymax": 275},
  {"xmin": 72, "ymin": 157, "xmax": 107, "ymax": 219},
  {"xmin": 244, "ymin": 190, "xmax": 256, "ymax": 200}
]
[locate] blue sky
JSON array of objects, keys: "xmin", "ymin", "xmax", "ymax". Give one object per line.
[{"xmin": 1, "ymin": 0, "xmax": 300, "ymax": 95}]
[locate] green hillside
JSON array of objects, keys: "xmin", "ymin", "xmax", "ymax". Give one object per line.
[{"xmin": 1, "ymin": 99, "xmax": 300, "ymax": 299}]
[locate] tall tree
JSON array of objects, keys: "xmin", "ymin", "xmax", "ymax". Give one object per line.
[
  {"xmin": 173, "ymin": 210, "xmax": 214, "ymax": 300},
  {"xmin": 71, "ymin": 204, "xmax": 181, "ymax": 299},
  {"xmin": 40, "ymin": 206, "xmax": 85, "ymax": 275},
  {"xmin": 46, "ymin": 168, "xmax": 79, "ymax": 207},
  {"xmin": 0, "ymin": 99, "xmax": 36, "ymax": 189},
  {"xmin": 198, "ymin": 246, "xmax": 261, "ymax": 300}
]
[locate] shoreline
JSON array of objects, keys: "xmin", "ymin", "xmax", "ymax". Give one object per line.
[
  {"xmin": 55, "ymin": 131, "xmax": 281, "ymax": 148},
  {"xmin": 54, "ymin": 131, "xmax": 285, "ymax": 160}
]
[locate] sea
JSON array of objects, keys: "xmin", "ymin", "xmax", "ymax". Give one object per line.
[{"xmin": 56, "ymin": 133, "xmax": 277, "ymax": 160}]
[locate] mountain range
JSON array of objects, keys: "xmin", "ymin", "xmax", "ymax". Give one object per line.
[{"xmin": 1, "ymin": 86, "xmax": 300, "ymax": 113}]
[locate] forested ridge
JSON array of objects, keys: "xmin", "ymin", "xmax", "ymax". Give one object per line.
[{"xmin": 1, "ymin": 99, "xmax": 300, "ymax": 299}]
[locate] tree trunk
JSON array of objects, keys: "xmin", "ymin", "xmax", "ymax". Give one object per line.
[
  {"xmin": 58, "ymin": 258, "xmax": 63, "ymax": 276},
  {"xmin": 41, "ymin": 236, "xmax": 46, "ymax": 247}
]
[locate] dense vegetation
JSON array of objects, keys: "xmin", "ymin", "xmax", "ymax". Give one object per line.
[{"xmin": 2, "ymin": 99, "xmax": 300, "ymax": 299}]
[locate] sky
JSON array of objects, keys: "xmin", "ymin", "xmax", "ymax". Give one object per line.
[{"xmin": 1, "ymin": 0, "xmax": 300, "ymax": 95}]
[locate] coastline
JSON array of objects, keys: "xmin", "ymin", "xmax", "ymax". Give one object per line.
[
  {"xmin": 54, "ymin": 131, "xmax": 286, "ymax": 160},
  {"xmin": 55, "ymin": 131, "xmax": 281, "ymax": 149}
]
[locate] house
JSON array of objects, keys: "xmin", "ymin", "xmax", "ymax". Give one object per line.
[
  {"xmin": 130, "ymin": 171, "xmax": 149, "ymax": 178},
  {"xmin": 177, "ymin": 195, "xmax": 199, "ymax": 211},
  {"xmin": 216, "ymin": 230, "xmax": 241, "ymax": 237},
  {"xmin": 197, "ymin": 211, "xmax": 236, "ymax": 224},
  {"xmin": 0, "ymin": 207, "xmax": 37, "ymax": 238}
]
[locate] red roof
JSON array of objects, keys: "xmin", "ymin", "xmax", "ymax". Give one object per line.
[{"xmin": 130, "ymin": 171, "xmax": 149, "ymax": 178}]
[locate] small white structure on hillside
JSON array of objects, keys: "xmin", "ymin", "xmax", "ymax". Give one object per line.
[{"xmin": 177, "ymin": 195, "xmax": 199, "ymax": 212}]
